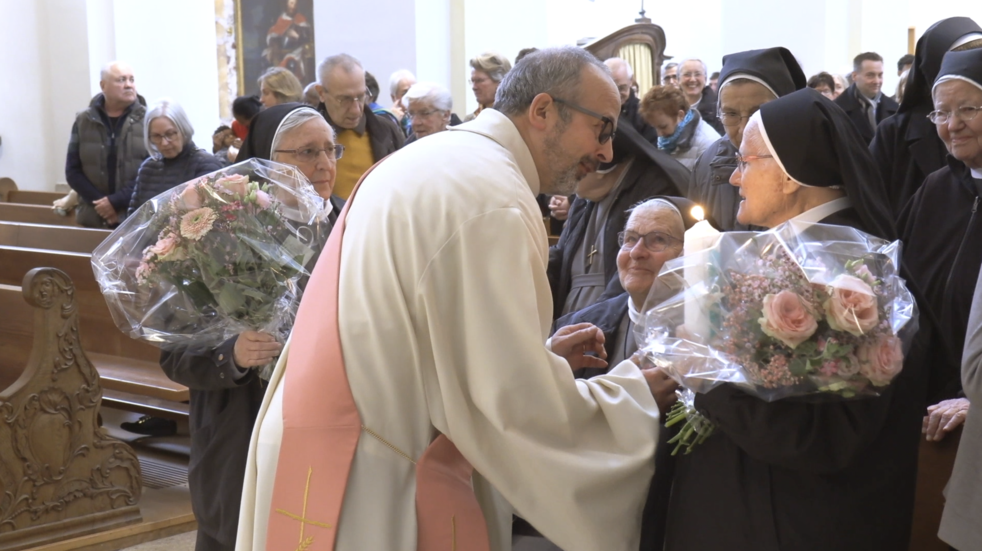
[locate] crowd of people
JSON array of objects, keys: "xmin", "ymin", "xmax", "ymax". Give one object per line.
[{"xmin": 61, "ymin": 15, "xmax": 982, "ymax": 551}]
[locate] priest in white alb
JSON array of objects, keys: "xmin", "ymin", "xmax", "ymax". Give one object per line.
[{"xmin": 235, "ymin": 47, "xmax": 672, "ymax": 551}]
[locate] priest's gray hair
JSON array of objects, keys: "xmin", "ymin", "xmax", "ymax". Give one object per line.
[
  {"xmin": 317, "ymin": 53, "xmax": 363, "ymax": 87},
  {"xmin": 143, "ymin": 99, "xmax": 193, "ymax": 160},
  {"xmin": 270, "ymin": 108, "xmax": 334, "ymax": 160},
  {"xmin": 404, "ymin": 82, "xmax": 453, "ymax": 112},
  {"xmin": 494, "ymin": 46, "xmax": 609, "ymax": 119}
]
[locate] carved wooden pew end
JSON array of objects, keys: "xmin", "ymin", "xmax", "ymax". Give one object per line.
[{"xmin": 0, "ymin": 268, "xmax": 142, "ymax": 551}]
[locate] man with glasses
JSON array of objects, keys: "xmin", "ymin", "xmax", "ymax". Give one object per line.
[
  {"xmin": 687, "ymin": 48, "xmax": 806, "ymax": 231},
  {"xmin": 678, "ymin": 58, "xmax": 724, "ymax": 134},
  {"xmin": 65, "ymin": 60, "xmax": 148, "ymax": 228},
  {"xmin": 314, "ymin": 53, "xmax": 404, "ymax": 199},
  {"xmin": 662, "ymin": 62, "xmax": 680, "ymax": 88},
  {"xmin": 605, "ymin": 57, "xmax": 659, "ymax": 145},
  {"xmin": 238, "ymin": 46, "xmax": 667, "ymax": 551}
]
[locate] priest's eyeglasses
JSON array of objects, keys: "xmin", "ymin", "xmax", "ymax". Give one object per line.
[
  {"xmin": 274, "ymin": 145, "xmax": 346, "ymax": 162},
  {"xmin": 552, "ymin": 97, "xmax": 616, "ymax": 145},
  {"xmin": 927, "ymin": 106, "xmax": 982, "ymax": 125},
  {"xmin": 617, "ymin": 230, "xmax": 681, "ymax": 253},
  {"xmin": 735, "ymin": 153, "xmax": 774, "ymax": 172}
]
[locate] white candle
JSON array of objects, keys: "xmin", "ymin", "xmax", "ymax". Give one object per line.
[{"xmin": 683, "ymin": 206, "xmax": 720, "ymax": 343}]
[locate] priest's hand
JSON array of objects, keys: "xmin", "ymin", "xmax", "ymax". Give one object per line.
[
  {"xmin": 922, "ymin": 397, "xmax": 970, "ymax": 442},
  {"xmin": 552, "ymin": 323, "xmax": 607, "ymax": 371},
  {"xmin": 233, "ymin": 331, "xmax": 283, "ymax": 369}
]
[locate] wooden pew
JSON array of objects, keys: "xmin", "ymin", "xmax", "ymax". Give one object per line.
[
  {"xmin": 0, "ymin": 267, "xmax": 142, "ymax": 550},
  {"xmin": 0, "ymin": 221, "xmax": 110, "ymax": 253},
  {"xmin": 0, "ymin": 202, "xmax": 79, "ymax": 227},
  {"xmin": 3, "ymin": 189, "xmax": 64, "ymax": 206},
  {"xmin": 0, "ymin": 245, "xmax": 189, "ymax": 420}
]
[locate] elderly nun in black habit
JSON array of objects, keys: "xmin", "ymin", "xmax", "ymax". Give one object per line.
[
  {"xmin": 548, "ymin": 122, "xmax": 690, "ymax": 321},
  {"xmin": 664, "ymin": 89, "xmax": 929, "ymax": 551},
  {"xmin": 688, "ymin": 47, "xmax": 806, "ymax": 232},
  {"xmin": 900, "ymin": 48, "xmax": 982, "ymax": 447},
  {"xmin": 158, "ymin": 103, "xmax": 343, "ymax": 551},
  {"xmin": 870, "ymin": 17, "xmax": 982, "ymax": 215}
]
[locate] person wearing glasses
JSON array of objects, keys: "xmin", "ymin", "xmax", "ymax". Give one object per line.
[
  {"xmin": 465, "ymin": 51, "xmax": 512, "ymax": 122},
  {"xmin": 237, "ymin": 47, "xmax": 668, "ymax": 551},
  {"xmin": 678, "ymin": 58, "xmax": 724, "ymax": 134},
  {"xmin": 870, "ymin": 17, "xmax": 982, "ymax": 215},
  {"xmin": 402, "ymin": 82, "xmax": 455, "ymax": 145},
  {"xmin": 687, "ymin": 47, "xmax": 806, "ymax": 232},
  {"xmin": 549, "ymin": 197, "xmax": 701, "ymax": 551},
  {"xmin": 667, "ymin": 88, "xmax": 927, "ymax": 551},
  {"xmin": 127, "ymin": 99, "xmax": 223, "ymax": 216},
  {"xmin": 313, "ymin": 53, "xmax": 404, "ymax": 199},
  {"xmin": 661, "ymin": 62, "xmax": 679, "ymax": 88},
  {"xmin": 162, "ymin": 103, "xmax": 343, "ymax": 551},
  {"xmin": 547, "ymin": 120, "xmax": 689, "ymax": 320},
  {"xmin": 899, "ymin": 48, "xmax": 982, "ymax": 478},
  {"xmin": 639, "ymin": 84, "xmax": 720, "ymax": 170},
  {"xmin": 65, "ymin": 60, "xmax": 148, "ymax": 228}
]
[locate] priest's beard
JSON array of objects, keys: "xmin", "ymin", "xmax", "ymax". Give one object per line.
[{"xmin": 543, "ymin": 122, "xmax": 596, "ymax": 195}]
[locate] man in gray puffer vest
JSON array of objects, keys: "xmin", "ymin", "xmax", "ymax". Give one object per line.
[{"xmin": 65, "ymin": 61, "xmax": 148, "ymax": 228}]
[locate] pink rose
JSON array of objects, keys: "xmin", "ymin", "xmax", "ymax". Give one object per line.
[
  {"xmin": 135, "ymin": 261, "xmax": 153, "ymax": 284},
  {"xmin": 177, "ymin": 183, "xmax": 203, "ymax": 210},
  {"xmin": 857, "ymin": 336, "xmax": 904, "ymax": 386},
  {"xmin": 255, "ymin": 190, "xmax": 272, "ymax": 209},
  {"xmin": 216, "ymin": 174, "xmax": 250, "ymax": 197},
  {"xmin": 824, "ymin": 274, "xmax": 878, "ymax": 336},
  {"xmin": 147, "ymin": 232, "xmax": 179, "ymax": 259},
  {"xmin": 758, "ymin": 290, "xmax": 818, "ymax": 349}
]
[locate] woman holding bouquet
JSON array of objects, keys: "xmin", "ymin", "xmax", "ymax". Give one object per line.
[
  {"xmin": 159, "ymin": 103, "xmax": 343, "ymax": 551},
  {"xmin": 663, "ymin": 88, "xmax": 928, "ymax": 551}
]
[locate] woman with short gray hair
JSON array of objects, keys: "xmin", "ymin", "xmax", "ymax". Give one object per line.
[
  {"xmin": 127, "ymin": 99, "xmax": 222, "ymax": 215},
  {"xmin": 403, "ymin": 82, "xmax": 453, "ymax": 144}
]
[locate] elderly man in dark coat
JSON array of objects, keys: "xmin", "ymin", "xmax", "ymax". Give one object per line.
[
  {"xmin": 547, "ymin": 122, "xmax": 689, "ymax": 320},
  {"xmin": 665, "ymin": 89, "xmax": 929, "ymax": 551},
  {"xmin": 687, "ymin": 47, "xmax": 806, "ymax": 231},
  {"xmin": 870, "ymin": 17, "xmax": 982, "ymax": 215}
]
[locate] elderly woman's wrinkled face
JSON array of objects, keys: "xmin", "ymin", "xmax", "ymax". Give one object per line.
[
  {"xmin": 617, "ymin": 205, "xmax": 684, "ymax": 306},
  {"xmin": 933, "ymin": 79, "xmax": 982, "ymax": 169},
  {"xmin": 471, "ymin": 69, "xmax": 498, "ymax": 107},
  {"xmin": 148, "ymin": 116, "xmax": 183, "ymax": 159},
  {"xmin": 273, "ymin": 117, "xmax": 337, "ymax": 200},
  {"xmin": 730, "ymin": 121, "xmax": 794, "ymax": 228},
  {"xmin": 407, "ymin": 100, "xmax": 451, "ymax": 139}
]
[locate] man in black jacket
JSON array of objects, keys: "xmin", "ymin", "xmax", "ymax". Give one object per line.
[
  {"xmin": 834, "ymin": 52, "xmax": 899, "ymax": 145},
  {"xmin": 315, "ymin": 53, "xmax": 404, "ymax": 199},
  {"xmin": 605, "ymin": 57, "xmax": 658, "ymax": 145}
]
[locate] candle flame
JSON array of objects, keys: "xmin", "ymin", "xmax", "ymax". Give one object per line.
[{"xmin": 691, "ymin": 206, "xmax": 705, "ymax": 222}]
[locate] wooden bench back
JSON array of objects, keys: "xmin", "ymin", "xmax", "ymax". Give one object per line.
[
  {"xmin": 0, "ymin": 203, "xmax": 79, "ymax": 227},
  {"xmin": 0, "ymin": 222, "xmax": 110, "ymax": 253},
  {"xmin": 3, "ymin": 190, "xmax": 64, "ymax": 206}
]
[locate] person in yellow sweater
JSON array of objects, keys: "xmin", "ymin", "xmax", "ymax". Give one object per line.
[{"xmin": 314, "ymin": 53, "xmax": 404, "ymax": 199}]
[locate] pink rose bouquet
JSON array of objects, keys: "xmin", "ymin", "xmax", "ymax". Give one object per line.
[
  {"xmin": 638, "ymin": 221, "xmax": 918, "ymax": 454},
  {"xmin": 92, "ymin": 158, "xmax": 332, "ymax": 363}
]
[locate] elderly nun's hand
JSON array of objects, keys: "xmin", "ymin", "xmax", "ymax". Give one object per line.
[
  {"xmin": 922, "ymin": 397, "xmax": 970, "ymax": 442},
  {"xmin": 552, "ymin": 322, "xmax": 607, "ymax": 371},
  {"xmin": 641, "ymin": 367, "xmax": 680, "ymax": 417}
]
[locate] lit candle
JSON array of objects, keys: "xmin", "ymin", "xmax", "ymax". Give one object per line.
[{"xmin": 683, "ymin": 206, "xmax": 720, "ymax": 343}]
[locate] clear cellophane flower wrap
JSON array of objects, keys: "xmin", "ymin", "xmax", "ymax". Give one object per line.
[
  {"xmin": 92, "ymin": 158, "xmax": 332, "ymax": 376},
  {"xmin": 636, "ymin": 220, "xmax": 919, "ymax": 454}
]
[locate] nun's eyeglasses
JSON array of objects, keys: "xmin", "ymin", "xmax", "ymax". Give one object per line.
[
  {"xmin": 551, "ymin": 97, "xmax": 616, "ymax": 145},
  {"xmin": 617, "ymin": 230, "xmax": 682, "ymax": 253},
  {"xmin": 274, "ymin": 145, "xmax": 346, "ymax": 162},
  {"xmin": 718, "ymin": 108, "xmax": 759, "ymax": 127},
  {"xmin": 735, "ymin": 153, "xmax": 773, "ymax": 172},
  {"xmin": 927, "ymin": 106, "xmax": 982, "ymax": 125}
]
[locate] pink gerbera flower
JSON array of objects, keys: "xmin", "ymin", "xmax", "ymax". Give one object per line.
[{"xmin": 180, "ymin": 207, "xmax": 218, "ymax": 241}]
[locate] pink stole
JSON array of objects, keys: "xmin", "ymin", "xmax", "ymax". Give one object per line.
[{"xmin": 265, "ymin": 164, "xmax": 490, "ymax": 550}]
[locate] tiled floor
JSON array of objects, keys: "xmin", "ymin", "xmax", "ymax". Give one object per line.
[{"xmin": 120, "ymin": 530, "xmax": 196, "ymax": 551}]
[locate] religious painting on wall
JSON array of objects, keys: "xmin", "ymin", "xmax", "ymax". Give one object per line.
[{"xmin": 235, "ymin": 0, "xmax": 317, "ymax": 96}]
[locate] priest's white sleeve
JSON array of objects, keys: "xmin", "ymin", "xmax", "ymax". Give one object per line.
[{"xmin": 415, "ymin": 206, "xmax": 660, "ymax": 551}]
